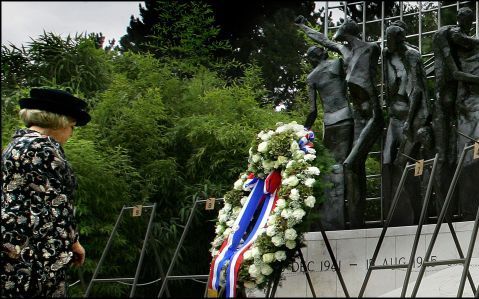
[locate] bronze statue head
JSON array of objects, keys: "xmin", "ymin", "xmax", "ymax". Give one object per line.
[
  {"xmin": 457, "ymin": 7, "xmax": 474, "ymax": 33},
  {"xmin": 386, "ymin": 25, "xmax": 406, "ymax": 52},
  {"xmin": 332, "ymin": 20, "xmax": 360, "ymax": 42},
  {"xmin": 306, "ymin": 45, "xmax": 328, "ymax": 64}
]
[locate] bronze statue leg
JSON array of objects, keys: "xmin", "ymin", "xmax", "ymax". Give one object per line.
[
  {"xmin": 319, "ymin": 121, "xmax": 354, "ymax": 230},
  {"xmin": 432, "ymin": 87, "xmax": 458, "ymax": 217},
  {"xmin": 344, "ymin": 98, "xmax": 383, "ymax": 228}
]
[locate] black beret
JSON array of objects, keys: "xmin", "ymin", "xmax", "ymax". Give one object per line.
[{"xmin": 19, "ymin": 88, "xmax": 91, "ymax": 126}]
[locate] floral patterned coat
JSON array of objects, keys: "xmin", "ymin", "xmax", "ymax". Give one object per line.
[{"xmin": 1, "ymin": 129, "xmax": 79, "ymax": 297}]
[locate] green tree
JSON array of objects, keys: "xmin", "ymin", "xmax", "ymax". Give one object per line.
[{"xmin": 1, "ymin": 32, "xmax": 113, "ymax": 98}]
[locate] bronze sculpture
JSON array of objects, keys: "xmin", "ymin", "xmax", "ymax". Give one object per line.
[
  {"xmin": 296, "ymin": 16, "xmax": 384, "ymax": 228},
  {"xmin": 432, "ymin": 7, "xmax": 479, "ymax": 217},
  {"xmin": 382, "ymin": 24, "xmax": 431, "ymax": 226},
  {"xmin": 304, "ymin": 45, "xmax": 354, "ymax": 229}
]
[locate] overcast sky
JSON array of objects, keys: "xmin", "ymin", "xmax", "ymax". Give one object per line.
[{"xmin": 1, "ymin": 1, "xmax": 143, "ymax": 47}]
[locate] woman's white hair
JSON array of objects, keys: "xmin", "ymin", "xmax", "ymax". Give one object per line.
[{"xmin": 19, "ymin": 109, "xmax": 75, "ymax": 129}]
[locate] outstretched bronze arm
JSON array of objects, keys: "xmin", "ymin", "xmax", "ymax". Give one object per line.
[{"xmin": 295, "ymin": 15, "xmax": 343, "ymax": 55}]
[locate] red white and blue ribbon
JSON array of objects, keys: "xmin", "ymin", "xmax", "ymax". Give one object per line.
[
  {"xmin": 299, "ymin": 130, "xmax": 315, "ymax": 153},
  {"xmin": 208, "ymin": 171, "xmax": 282, "ymax": 297}
]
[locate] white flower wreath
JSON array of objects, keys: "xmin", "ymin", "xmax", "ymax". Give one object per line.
[{"xmin": 210, "ymin": 121, "xmax": 321, "ymax": 291}]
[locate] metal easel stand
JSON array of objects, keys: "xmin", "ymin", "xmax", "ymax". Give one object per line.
[
  {"xmin": 411, "ymin": 142, "xmax": 479, "ymax": 297},
  {"xmin": 84, "ymin": 203, "xmax": 157, "ymax": 298},
  {"xmin": 265, "ymin": 247, "xmax": 316, "ymax": 298},
  {"xmin": 359, "ymin": 154, "xmax": 438, "ymax": 298},
  {"xmin": 265, "ymin": 219, "xmax": 350, "ymax": 298},
  {"xmin": 157, "ymin": 198, "xmax": 224, "ymax": 298}
]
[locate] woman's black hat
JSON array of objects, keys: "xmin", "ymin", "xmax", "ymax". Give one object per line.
[{"xmin": 19, "ymin": 88, "xmax": 91, "ymax": 126}]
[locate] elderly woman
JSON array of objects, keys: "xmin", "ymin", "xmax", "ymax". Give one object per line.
[{"xmin": 1, "ymin": 88, "xmax": 90, "ymax": 297}]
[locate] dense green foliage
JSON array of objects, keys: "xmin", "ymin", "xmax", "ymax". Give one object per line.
[{"xmin": 120, "ymin": 0, "xmax": 320, "ymax": 108}]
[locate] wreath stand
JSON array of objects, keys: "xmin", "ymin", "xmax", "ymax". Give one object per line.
[
  {"xmin": 158, "ymin": 198, "xmax": 223, "ymax": 298},
  {"xmin": 410, "ymin": 138, "xmax": 479, "ymax": 297},
  {"xmin": 263, "ymin": 218, "xmax": 350, "ymax": 298},
  {"xmin": 358, "ymin": 153, "xmax": 440, "ymax": 297},
  {"xmin": 84, "ymin": 203, "xmax": 158, "ymax": 298},
  {"xmin": 359, "ymin": 134, "xmax": 479, "ymax": 297}
]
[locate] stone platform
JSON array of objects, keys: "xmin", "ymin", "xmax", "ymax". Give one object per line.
[{"xmin": 247, "ymin": 221, "xmax": 478, "ymax": 297}]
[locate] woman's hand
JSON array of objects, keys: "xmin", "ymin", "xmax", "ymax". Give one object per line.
[{"xmin": 72, "ymin": 241, "xmax": 85, "ymax": 266}]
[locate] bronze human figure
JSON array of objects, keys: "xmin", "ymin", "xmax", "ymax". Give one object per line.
[
  {"xmin": 296, "ymin": 16, "xmax": 384, "ymax": 228},
  {"xmin": 451, "ymin": 8, "xmax": 479, "ymax": 220},
  {"xmin": 382, "ymin": 24, "xmax": 431, "ymax": 226},
  {"xmin": 304, "ymin": 45, "xmax": 354, "ymax": 230},
  {"xmin": 432, "ymin": 7, "xmax": 479, "ymax": 216}
]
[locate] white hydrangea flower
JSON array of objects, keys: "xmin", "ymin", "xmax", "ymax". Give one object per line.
[
  {"xmin": 289, "ymin": 188, "xmax": 300, "ymax": 201},
  {"xmin": 262, "ymin": 253, "xmax": 275, "ymax": 263},
  {"xmin": 306, "ymin": 166, "xmax": 320, "ymax": 176},
  {"xmin": 305, "ymin": 178, "xmax": 316, "ymax": 187},
  {"xmin": 252, "ymin": 154, "xmax": 261, "ymax": 163},
  {"xmin": 231, "ymin": 211, "xmax": 240, "ymax": 219},
  {"xmin": 267, "ymin": 214, "xmax": 278, "ymax": 225},
  {"xmin": 223, "ymin": 203, "xmax": 232, "ymax": 212},
  {"xmin": 287, "ymin": 218, "xmax": 299, "ymax": 228},
  {"xmin": 248, "ymin": 264, "xmax": 260, "ymax": 277},
  {"xmin": 211, "ymin": 249, "xmax": 218, "ymax": 256},
  {"xmin": 233, "ymin": 178, "xmax": 244, "ymax": 190},
  {"xmin": 271, "ymin": 235, "xmax": 285, "ymax": 246},
  {"xmin": 294, "ymin": 150, "xmax": 305, "ymax": 160},
  {"xmin": 288, "ymin": 200, "xmax": 301, "ymax": 209},
  {"xmin": 258, "ymin": 141, "xmax": 269, "ymax": 153},
  {"xmin": 305, "ymin": 196, "xmax": 316, "ymax": 207},
  {"xmin": 215, "ymin": 225, "xmax": 225, "ymax": 234},
  {"xmin": 292, "ymin": 208, "xmax": 306, "ymax": 220},
  {"xmin": 261, "ymin": 264, "xmax": 274, "ymax": 276},
  {"xmin": 276, "ymin": 198, "xmax": 286, "ymax": 209},
  {"xmin": 284, "ymin": 228, "xmax": 297, "ymax": 240},
  {"xmin": 240, "ymin": 196, "xmax": 248, "ymax": 206},
  {"xmin": 290, "ymin": 141, "xmax": 300, "ymax": 152},
  {"xmin": 283, "ymin": 175, "xmax": 299, "ymax": 187},
  {"xmin": 218, "ymin": 213, "xmax": 228, "ymax": 223},
  {"xmin": 244, "ymin": 281, "xmax": 256, "ymax": 289},
  {"xmin": 262, "ymin": 160, "xmax": 274, "ymax": 171},
  {"xmin": 257, "ymin": 130, "xmax": 265, "ymax": 138},
  {"xmin": 291, "ymin": 123, "xmax": 304, "ymax": 132},
  {"xmin": 255, "ymin": 274, "xmax": 265, "ymax": 284},
  {"xmin": 296, "ymin": 130, "xmax": 306, "ymax": 138},
  {"xmin": 226, "ymin": 219, "xmax": 235, "ymax": 227},
  {"xmin": 280, "ymin": 209, "xmax": 292, "ymax": 219},
  {"xmin": 243, "ymin": 249, "xmax": 253, "ymax": 260},
  {"xmin": 266, "ymin": 225, "xmax": 276, "ymax": 237},
  {"xmin": 252, "ymin": 247, "xmax": 261, "ymax": 258},
  {"xmin": 260, "ymin": 131, "xmax": 271, "ymax": 141},
  {"xmin": 276, "ymin": 125, "xmax": 287, "ymax": 133},
  {"xmin": 223, "ymin": 228, "xmax": 232, "ymax": 236},
  {"xmin": 306, "ymin": 147, "xmax": 316, "ymax": 154},
  {"xmin": 286, "ymin": 240, "xmax": 296, "ymax": 249},
  {"xmin": 286, "ymin": 160, "xmax": 294, "ymax": 169},
  {"xmin": 212, "ymin": 237, "xmax": 223, "ymax": 247},
  {"xmin": 275, "ymin": 251, "xmax": 287, "ymax": 261},
  {"xmin": 304, "ymin": 154, "xmax": 316, "ymax": 161}
]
